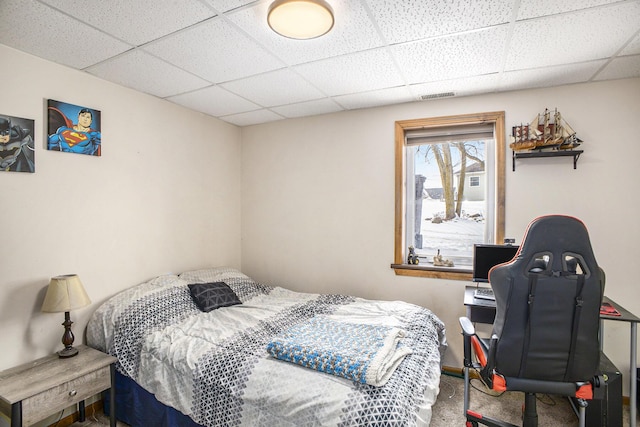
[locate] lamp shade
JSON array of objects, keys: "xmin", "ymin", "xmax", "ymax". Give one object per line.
[
  {"xmin": 268, "ymin": 0, "xmax": 334, "ymax": 40},
  {"xmin": 41, "ymin": 274, "xmax": 91, "ymax": 313}
]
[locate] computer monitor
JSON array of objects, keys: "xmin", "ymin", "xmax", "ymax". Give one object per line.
[{"xmin": 472, "ymin": 244, "xmax": 519, "ymax": 283}]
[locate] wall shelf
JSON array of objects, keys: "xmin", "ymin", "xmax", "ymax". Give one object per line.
[{"xmin": 512, "ymin": 149, "xmax": 583, "ymax": 171}]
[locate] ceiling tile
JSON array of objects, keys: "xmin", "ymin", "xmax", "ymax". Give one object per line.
[
  {"xmin": 334, "ymin": 86, "xmax": 414, "ymax": 110},
  {"xmin": 621, "ymin": 32, "xmax": 640, "ymax": 56},
  {"xmin": 363, "ymin": 0, "xmax": 513, "ymax": 44},
  {"xmin": 516, "ymin": 0, "xmax": 622, "ymax": 20},
  {"xmin": 220, "ymin": 109, "xmax": 284, "ymax": 126},
  {"xmin": 393, "ymin": 27, "xmax": 508, "ymax": 84},
  {"xmin": 143, "ymin": 17, "xmax": 284, "ymax": 83},
  {"xmin": 86, "ymin": 50, "xmax": 210, "ymax": 98},
  {"xmin": 1, "ymin": 0, "xmax": 637, "ymax": 127},
  {"xmin": 499, "ymin": 61, "xmax": 607, "ymax": 92},
  {"xmin": 220, "ymin": 69, "xmax": 326, "ymax": 107},
  {"xmin": 202, "ymin": 0, "xmax": 258, "ymax": 13},
  {"xmin": 408, "ymin": 74, "xmax": 501, "ymax": 99},
  {"xmin": 271, "ymin": 98, "xmax": 344, "ymax": 118},
  {"xmin": 294, "ymin": 48, "xmax": 405, "ymax": 96},
  {"xmin": 506, "ymin": 2, "xmax": 640, "ymax": 71},
  {"xmin": 39, "ymin": 0, "xmax": 215, "ymax": 46},
  {"xmin": 0, "ymin": 0, "xmax": 130, "ymax": 69},
  {"xmin": 167, "ymin": 86, "xmax": 260, "ymax": 117},
  {"xmin": 226, "ymin": 1, "xmax": 384, "ymax": 66},
  {"xmin": 595, "ymin": 55, "xmax": 640, "ymax": 81}
]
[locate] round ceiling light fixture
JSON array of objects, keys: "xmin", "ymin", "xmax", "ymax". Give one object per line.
[{"xmin": 268, "ymin": 0, "xmax": 334, "ymax": 40}]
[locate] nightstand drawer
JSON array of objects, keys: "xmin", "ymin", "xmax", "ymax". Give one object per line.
[{"xmin": 21, "ymin": 365, "xmax": 111, "ymax": 426}]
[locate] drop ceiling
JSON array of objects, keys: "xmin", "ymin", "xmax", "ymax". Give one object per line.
[{"xmin": 1, "ymin": 0, "xmax": 639, "ymax": 127}]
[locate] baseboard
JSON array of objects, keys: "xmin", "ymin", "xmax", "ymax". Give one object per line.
[
  {"xmin": 47, "ymin": 399, "xmax": 103, "ymax": 427},
  {"xmin": 442, "ymin": 365, "xmax": 481, "ymax": 379},
  {"xmin": 442, "ymin": 365, "xmax": 463, "ymax": 376}
]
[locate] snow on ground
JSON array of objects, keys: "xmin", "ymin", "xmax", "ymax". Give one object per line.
[{"xmin": 417, "ymin": 199, "xmax": 486, "ymax": 268}]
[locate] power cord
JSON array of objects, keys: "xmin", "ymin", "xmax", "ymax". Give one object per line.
[
  {"xmin": 51, "ymin": 402, "xmax": 110, "ymax": 426},
  {"xmin": 439, "ymin": 376, "xmax": 457, "ymax": 399},
  {"xmin": 536, "ymin": 393, "xmax": 558, "ymax": 406},
  {"xmin": 470, "ymin": 377, "xmax": 505, "ymax": 397},
  {"xmin": 89, "ymin": 401, "xmax": 101, "ymax": 423},
  {"xmin": 466, "ymin": 368, "xmax": 557, "ymax": 406},
  {"xmin": 53, "ymin": 408, "xmax": 65, "ymax": 426}
]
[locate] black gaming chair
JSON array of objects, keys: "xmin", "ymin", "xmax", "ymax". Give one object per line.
[{"xmin": 460, "ymin": 215, "xmax": 605, "ymax": 427}]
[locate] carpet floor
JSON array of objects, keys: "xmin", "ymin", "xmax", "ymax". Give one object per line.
[
  {"xmin": 431, "ymin": 372, "xmax": 637, "ymax": 426},
  {"xmin": 76, "ymin": 373, "xmax": 638, "ymax": 426}
]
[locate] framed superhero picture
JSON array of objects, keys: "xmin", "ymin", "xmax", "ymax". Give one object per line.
[
  {"xmin": 47, "ymin": 99, "xmax": 101, "ymax": 156},
  {"xmin": 1, "ymin": 113, "xmax": 35, "ymax": 173}
]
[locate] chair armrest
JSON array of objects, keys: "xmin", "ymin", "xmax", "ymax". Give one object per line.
[{"xmin": 459, "ymin": 316, "xmax": 476, "ymax": 336}]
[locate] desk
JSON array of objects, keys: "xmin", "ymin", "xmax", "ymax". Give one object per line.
[{"xmin": 464, "ymin": 286, "xmax": 640, "ymax": 427}]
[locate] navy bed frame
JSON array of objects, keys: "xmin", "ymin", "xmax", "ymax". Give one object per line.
[{"xmin": 104, "ymin": 371, "xmax": 202, "ymax": 427}]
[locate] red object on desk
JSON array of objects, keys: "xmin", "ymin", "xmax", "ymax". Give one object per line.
[{"xmin": 600, "ymin": 302, "xmax": 621, "ymax": 316}]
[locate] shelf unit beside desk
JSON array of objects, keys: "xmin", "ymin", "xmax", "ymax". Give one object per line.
[{"xmin": 464, "ymin": 286, "xmax": 640, "ymax": 427}]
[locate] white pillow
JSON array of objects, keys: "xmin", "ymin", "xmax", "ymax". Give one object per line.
[{"xmin": 179, "ymin": 267, "xmax": 249, "ymax": 284}]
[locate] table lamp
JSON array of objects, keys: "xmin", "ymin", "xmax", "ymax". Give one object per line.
[{"xmin": 41, "ymin": 274, "xmax": 91, "ymax": 358}]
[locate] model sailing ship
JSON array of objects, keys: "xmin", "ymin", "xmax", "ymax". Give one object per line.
[{"xmin": 510, "ymin": 108, "xmax": 582, "ymax": 151}]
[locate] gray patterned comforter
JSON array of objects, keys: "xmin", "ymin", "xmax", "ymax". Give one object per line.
[{"xmin": 87, "ymin": 267, "xmax": 447, "ymax": 426}]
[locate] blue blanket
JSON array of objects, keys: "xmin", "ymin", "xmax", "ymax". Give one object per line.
[{"xmin": 267, "ymin": 316, "xmax": 412, "ymax": 386}]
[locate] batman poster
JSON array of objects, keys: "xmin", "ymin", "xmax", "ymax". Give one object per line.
[{"xmin": 0, "ymin": 113, "xmax": 35, "ymax": 173}]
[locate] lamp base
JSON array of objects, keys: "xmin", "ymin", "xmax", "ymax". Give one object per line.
[
  {"xmin": 58, "ymin": 311, "xmax": 78, "ymax": 358},
  {"xmin": 58, "ymin": 346, "xmax": 79, "ymax": 358}
]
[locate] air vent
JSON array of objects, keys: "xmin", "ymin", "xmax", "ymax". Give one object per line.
[{"xmin": 421, "ymin": 92, "xmax": 455, "ymax": 100}]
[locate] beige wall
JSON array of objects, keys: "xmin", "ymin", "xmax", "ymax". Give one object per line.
[
  {"xmin": 2, "ymin": 40, "xmax": 640, "ymax": 398},
  {"xmin": 0, "ymin": 44, "xmax": 242, "ymax": 371},
  {"xmin": 241, "ymin": 78, "xmax": 640, "ymax": 392}
]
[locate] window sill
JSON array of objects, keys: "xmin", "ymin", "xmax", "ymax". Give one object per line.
[{"xmin": 391, "ymin": 263, "xmax": 472, "ymax": 280}]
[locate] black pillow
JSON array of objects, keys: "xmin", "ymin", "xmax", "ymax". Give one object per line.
[{"xmin": 188, "ymin": 282, "xmax": 241, "ymax": 312}]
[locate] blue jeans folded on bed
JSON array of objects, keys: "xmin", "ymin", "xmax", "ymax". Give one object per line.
[{"xmin": 104, "ymin": 370, "xmax": 202, "ymax": 427}]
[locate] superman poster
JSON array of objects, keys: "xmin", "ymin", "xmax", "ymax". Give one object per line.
[
  {"xmin": 0, "ymin": 113, "xmax": 35, "ymax": 173},
  {"xmin": 47, "ymin": 99, "xmax": 101, "ymax": 156}
]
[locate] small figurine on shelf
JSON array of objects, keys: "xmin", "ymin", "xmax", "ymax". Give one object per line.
[
  {"xmin": 407, "ymin": 246, "xmax": 419, "ymax": 265},
  {"xmin": 433, "ymin": 249, "xmax": 454, "ymax": 267}
]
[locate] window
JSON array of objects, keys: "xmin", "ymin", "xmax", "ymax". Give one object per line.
[{"xmin": 392, "ymin": 112, "xmax": 505, "ymax": 280}]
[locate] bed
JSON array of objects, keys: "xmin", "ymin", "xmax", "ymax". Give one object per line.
[{"xmin": 87, "ymin": 267, "xmax": 447, "ymax": 426}]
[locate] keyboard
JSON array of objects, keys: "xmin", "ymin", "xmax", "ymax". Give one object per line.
[{"xmin": 474, "ymin": 288, "xmax": 495, "ymax": 301}]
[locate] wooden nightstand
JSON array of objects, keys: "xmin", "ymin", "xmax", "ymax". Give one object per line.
[{"xmin": 0, "ymin": 345, "xmax": 116, "ymax": 427}]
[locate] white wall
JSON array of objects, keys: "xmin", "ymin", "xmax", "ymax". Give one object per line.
[
  {"xmin": 0, "ymin": 44, "xmax": 243, "ymax": 371},
  {"xmin": 241, "ymin": 78, "xmax": 640, "ymax": 392},
  {"xmin": 2, "ymin": 39, "xmax": 640, "ymax": 399}
]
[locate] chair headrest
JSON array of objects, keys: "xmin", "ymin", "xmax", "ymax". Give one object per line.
[{"xmin": 505, "ymin": 215, "xmax": 598, "ymax": 277}]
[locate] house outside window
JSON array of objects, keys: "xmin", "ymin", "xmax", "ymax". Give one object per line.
[{"xmin": 392, "ymin": 112, "xmax": 505, "ymax": 280}]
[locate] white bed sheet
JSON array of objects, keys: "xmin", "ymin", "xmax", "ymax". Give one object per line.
[{"xmin": 87, "ymin": 267, "xmax": 446, "ymax": 426}]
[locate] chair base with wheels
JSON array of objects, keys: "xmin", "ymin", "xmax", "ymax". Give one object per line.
[{"xmin": 460, "ymin": 317, "xmax": 601, "ymax": 427}]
